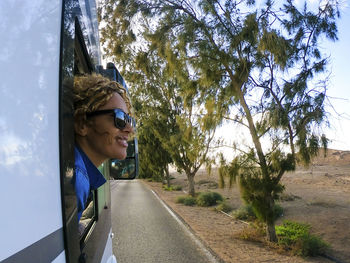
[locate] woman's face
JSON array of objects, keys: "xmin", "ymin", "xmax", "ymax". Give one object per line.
[{"xmin": 83, "ymin": 92, "xmax": 133, "ymax": 165}]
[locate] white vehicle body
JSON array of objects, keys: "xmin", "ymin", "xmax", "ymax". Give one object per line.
[{"xmin": 0, "ymin": 0, "xmax": 118, "ymax": 262}]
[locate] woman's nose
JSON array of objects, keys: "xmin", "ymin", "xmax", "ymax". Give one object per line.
[{"xmin": 123, "ymin": 122, "xmax": 134, "ymax": 134}]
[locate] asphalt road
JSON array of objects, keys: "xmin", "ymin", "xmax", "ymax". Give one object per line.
[{"xmin": 110, "ymin": 180, "xmax": 217, "ymax": 263}]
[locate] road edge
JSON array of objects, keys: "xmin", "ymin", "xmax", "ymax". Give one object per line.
[{"xmin": 141, "ymin": 180, "xmax": 226, "ymax": 263}]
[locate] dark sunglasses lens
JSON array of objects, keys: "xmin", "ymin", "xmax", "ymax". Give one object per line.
[
  {"xmin": 114, "ymin": 109, "xmax": 128, "ymax": 129},
  {"xmin": 115, "ymin": 118, "xmax": 127, "ymax": 129}
]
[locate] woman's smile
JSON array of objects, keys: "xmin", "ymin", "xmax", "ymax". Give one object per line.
[{"xmin": 116, "ymin": 135, "xmax": 129, "ymax": 147}]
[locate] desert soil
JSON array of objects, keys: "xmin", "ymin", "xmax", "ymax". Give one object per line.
[{"xmin": 142, "ymin": 149, "xmax": 350, "ymax": 263}]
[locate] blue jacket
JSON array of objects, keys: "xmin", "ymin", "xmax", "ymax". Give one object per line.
[{"xmin": 73, "ymin": 146, "xmax": 106, "ymax": 220}]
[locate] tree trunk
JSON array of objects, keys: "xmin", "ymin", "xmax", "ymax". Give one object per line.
[
  {"xmin": 165, "ymin": 164, "xmax": 170, "ymax": 188},
  {"xmin": 266, "ymin": 196, "xmax": 278, "ymax": 242},
  {"xmin": 266, "ymin": 222, "xmax": 278, "ymax": 242},
  {"xmin": 187, "ymin": 173, "xmax": 195, "ymax": 197}
]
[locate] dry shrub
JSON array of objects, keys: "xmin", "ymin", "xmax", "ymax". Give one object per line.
[
  {"xmin": 232, "ymin": 204, "xmax": 256, "ymax": 221},
  {"xmin": 280, "ymin": 193, "xmax": 301, "ymax": 201},
  {"xmin": 197, "ymin": 180, "xmax": 219, "ymax": 189},
  {"xmin": 234, "ymin": 222, "xmax": 265, "ymax": 242},
  {"xmin": 215, "ymin": 201, "xmax": 234, "ymax": 213},
  {"xmin": 307, "ymin": 199, "xmax": 339, "ymax": 208}
]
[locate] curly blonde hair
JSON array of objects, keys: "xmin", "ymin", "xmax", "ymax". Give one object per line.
[{"xmin": 73, "ymin": 73, "xmax": 132, "ymax": 121}]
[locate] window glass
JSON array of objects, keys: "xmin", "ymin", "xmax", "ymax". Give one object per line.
[
  {"xmin": 110, "ymin": 158, "xmax": 137, "ymax": 179},
  {"xmin": 74, "ymin": 17, "xmax": 97, "ymax": 247}
]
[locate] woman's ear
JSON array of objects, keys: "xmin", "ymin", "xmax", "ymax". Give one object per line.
[{"xmin": 74, "ymin": 118, "xmax": 89, "ymax": 136}]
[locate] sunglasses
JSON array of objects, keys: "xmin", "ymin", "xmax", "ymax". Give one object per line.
[{"xmin": 86, "ymin": 108, "xmax": 135, "ymax": 130}]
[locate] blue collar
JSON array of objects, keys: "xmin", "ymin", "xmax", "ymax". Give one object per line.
[{"xmin": 75, "ymin": 146, "xmax": 106, "ymax": 190}]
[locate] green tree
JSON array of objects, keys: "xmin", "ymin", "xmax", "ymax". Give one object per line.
[
  {"xmin": 100, "ymin": 0, "xmax": 340, "ymax": 241},
  {"xmin": 136, "ymin": 117, "xmax": 172, "ymax": 183},
  {"xmin": 126, "ymin": 53, "xmax": 174, "ymax": 184},
  {"xmin": 133, "ymin": 48, "xmax": 217, "ymax": 196},
  {"xmin": 99, "ymin": 4, "xmax": 217, "ymax": 195}
]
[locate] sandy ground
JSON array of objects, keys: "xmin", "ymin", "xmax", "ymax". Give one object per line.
[{"xmin": 142, "ymin": 149, "xmax": 350, "ymax": 263}]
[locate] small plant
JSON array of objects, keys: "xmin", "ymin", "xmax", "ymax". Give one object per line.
[
  {"xmin": 183, "ymin": 197, "xmax": 197, "ymax": 206},
  {"xmin": 197, "ymin": 179, "xmax": 212, "ymax": 185},
  {"xmin": 276, "ymin": 220, "xmax": 330, "ymax": 256},
  {"xmin": 196, "ymin": 192, "xmax": 223, "ymax": 207},
  {"xmin": 280, "ymin": 193, "xmax": 300, "ymax": 201},
  {"xmin": 163, "ymin": 185, "xmax": 182, "ymax": 191},
  {"xmin": 163, "ymin": 185, "xmax": 172, "ymax": 191},
  {"xmin": 276, "ymin": 221, "xmax": 309, "ymax": 247},
  {"xmin": 215, "ymin": 201, "xmax": 233, "ymax": 213},
  {"xmin": 233, "ymin": 204, "xmax": 256, "ymax": 221},
  {"xmin": 172, "ymin": 185, "xmax": 182, "ymax": 191},
  {"xmin": 297, "ymin": 234, "xmax": 330, "ymax": 257},
  {"xmin": 208, "ymin": 182, "xmax": 219, "ymax": 189},
  {"xmin": 236, "ymin": 222, "xmax": 265, "ymax": 242},
  {"xmin": 176, "ymin": 195, "xmax": 196, "ymax": 206},
  {"xmin": 307, "ymin": 199, "xmax": 338, "ymax": 208},
  {"xmin": 176, "ymin": 196, "xmax": 185, "ymax": 203}
]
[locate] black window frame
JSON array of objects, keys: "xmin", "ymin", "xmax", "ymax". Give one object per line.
[{"xmin": 59, "ymin": 4, "xmax": 101, "ymax": 261}]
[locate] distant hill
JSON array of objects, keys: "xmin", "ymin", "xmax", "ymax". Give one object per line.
[{"xmin": 311, "ymin": 149, "xmax": 350, "ymax": 166}]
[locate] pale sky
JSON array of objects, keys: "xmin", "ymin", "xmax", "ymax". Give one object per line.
[{"xmin": 322, "ymin": 2, "xmax": 350, "ymax": 151}]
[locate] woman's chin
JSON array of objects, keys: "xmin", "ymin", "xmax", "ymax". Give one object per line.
[{"xmin": 113, "ymin": 152, "xmax": 127, "ymax": 160}]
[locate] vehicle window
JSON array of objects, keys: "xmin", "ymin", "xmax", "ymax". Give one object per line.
[
  {"xmin": 73, "ymin": 18, "xmax": 99, "ymax": 248},
  {"xmin": 60, "ymin": 1, "xmax": 115, "ymax": 262}
]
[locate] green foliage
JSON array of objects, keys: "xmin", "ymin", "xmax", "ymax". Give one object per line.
[
  {"xmin": 276, "ymin": 221, "xmax": 330, "ymax": 256},
  {"xmin": 176, "ymin": 195, "xmax": 196, "ymax": 206},
  {"xmin": 163, "ymin": 185, "xmax": 182, "ymax": 191},
  {"xmin": 297, "ymin": 235, "xmax": 330, "ymax": 257},
  {"xmin": 233, "ymin": 203, "xmax": 283, "ymax": 221},
  {"xmin": 239, "ymin": 167, "xmax": 284, "ymax": 223},
  {"xmin": 218, "ymin": 154, "xmax": 239, "ymax": 189},
  {"xmin": 138, "ymin": 130, "xmax": 171, "ymax": 181},
  {"xmin": 276, "ymin": 221, "xmax": 311, "ymax": 247},
  {"xmin": 196, "ymin": 192, "xmax": 223, "ymax": 207}
]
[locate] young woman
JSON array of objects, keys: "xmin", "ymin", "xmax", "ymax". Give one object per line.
[{"xmin": 73, "ymin": 74, "xmax": 134, "ymax": 222}]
